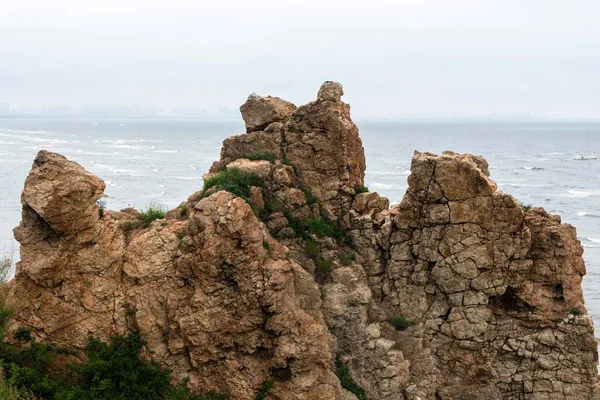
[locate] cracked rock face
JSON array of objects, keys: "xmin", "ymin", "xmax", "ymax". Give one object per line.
[{"xmin": 6, "ymin": 82, "xmax": 599, "ymax": 400}]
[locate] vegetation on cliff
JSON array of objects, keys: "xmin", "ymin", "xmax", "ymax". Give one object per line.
[{"xmin": 0, "ymin": 326, "xmax": 226, "ymax": 400}]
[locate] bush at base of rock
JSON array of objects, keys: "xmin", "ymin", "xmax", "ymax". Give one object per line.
[{"xmin": 0, "ymin": 332, "xmax": 226, "ymax": 400}]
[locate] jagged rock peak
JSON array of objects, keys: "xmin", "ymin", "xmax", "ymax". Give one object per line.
[{"xmin": 223, "ymin": 82, "xmax": 366, "ymax": 220}]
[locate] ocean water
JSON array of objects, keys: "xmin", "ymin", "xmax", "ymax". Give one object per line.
[{"xmin": 1, "ymin": 119, "xmax": 600, "ymax": 329}]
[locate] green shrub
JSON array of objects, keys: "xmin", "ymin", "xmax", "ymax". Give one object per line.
[
  {"xmin": 285, "ymin": 214, "xmax": 349, "ymax": 244},
  {"xmin": 334, "ymin": 355, "xmax": 368, "ymax": 400},
  {"xmin": 570, "ymin": 307, "xmax": 582, "ymax": 316},
  {"xmin": 314, "ymin": 256, "xmax": 333, "ymax": 284},
  {"xmin": 519, "ymin": 202, "xmax": 532, "ymax": 211},
  {"xmin": 306, "ymin": 218, "xmax": 338, "ymax": 237},
  {"xmin": 301, "ymin": 188, "xmax": 318, "ymax": 205},
  {"xmin": 98, "ymin": 208, "xmax": 105, "ymax": 219},
  {"xmin": 74, "ymin": 334, "xmax": 172, "ymax": 399},
  {"xmin": 138, "ymin": 204, "xmax": 166, "ymax": 227},
  {"xmin": 340, "ymin": 251, "xmax": 356, "ymax": 266},
  {"xmin": 355, "ymin": 186, "xmax": 369, "ymax": 194},
  {"xmin": 264, "ymin": 197, "xmax": 284, "ymax": 214},
  {"xmin": 254, "ymin": 379, "xmax": 274, "ymax": 400},
  {"xmin": 178, "ymin": 205, "xmax": 189, "ymax": 217},
  {"xmin": 304, "ymin": 239, "xmax": 320, "ymax": 259},
  {"xmin": 123, "ymin": 221, "xmax": 137, "ymax": 231},
  {"xmin": 0, "ymin": 333, "xmax": 227, "ymax": 400},
  {"xmin": 168, "ymin": 386, "xmax": 227, "ymax": 400},
  {"xmin": 0, "ymin": 299, "xmax": 12, "ymax": 340},
  {"xmin": 14, "ymin": 327, "xmax": 32, "ymax": 343},
  {"xmin": 388, "ymin": 316, "xmax": 414, "ymax": 331},
  {"xmin": 0, "ymin": 370, "xmax": 22, "ymax": 400},
  {"xmin": 303, "ymin": 239, "xmax": 333, "ymax": 284},
  {"xmin": 203, "ymin": 168, "xmax": 264, "ymax": 202},
  {"xmin": 246, "ymin": 152, "xmax": 276, "ymax": 163}
]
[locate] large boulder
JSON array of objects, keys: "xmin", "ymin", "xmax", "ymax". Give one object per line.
[{"xmin": 239, "ymin": 94, "xmax": 296, "ymax": 133}]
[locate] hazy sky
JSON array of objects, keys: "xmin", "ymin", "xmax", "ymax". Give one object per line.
[{"xmin": 1, "ymin": 0, "xmax": 599, "ymax": 118}]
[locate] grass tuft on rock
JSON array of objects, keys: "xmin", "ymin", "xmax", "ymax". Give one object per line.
[
  {"xmin": 334, "ymin": 355, "xmax": 368, "ymax": 400},
  {"xmin": 13, "ymin": 327, "xmax": 32, "ymax": 343},
  {"xmin": 355, "ymin": 185, "xmax": 369, "ymax": 194},
  {"xmin": 178, "ymin": 204, "xmax": 189, "ymax": 217},
  {"xmin": 301, "ymin": 188, "xmax": 318, "ymax": 205},
  {"xmin": 340, "ymin": 251, "xmax": 356, "ymax": 266},
  {"xmin": 388, "ymin": 316, "xmax": 414, "ymax": 331},
  {"xmin": 247, "ymin": 152, "xmax": 276, "ymax": 163},
  {"xmin": 254, "ymin": 379, "xmax": 274, "ymax": 400},
  {"xmin": 203, "ymin": 168, "xmax": 264, "ymax": 202},
  {"xmin": 519, "ymin": 202, "xmax": 532, "ymax": 211},
  {"xmin": 138, "ymin": 204, "xmax": 166, "ymax": 227}
]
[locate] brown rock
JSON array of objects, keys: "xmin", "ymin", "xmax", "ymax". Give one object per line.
[
  {"xmin": 5, "ymin": 84, "xmax": 599, "ymax": 400},
  {"xmin": 284, "ymin": 81, "xmax": 366, "ymax": 219},
  {"xmin": 239, "ymin": 94, "xmax": 296, "ymax": 133}
]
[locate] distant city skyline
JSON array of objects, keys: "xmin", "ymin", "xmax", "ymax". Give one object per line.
[
  {"xmin": 1, "ymin": 100, "xmax": 599, "ymax": 122},
  {"xmin": 2, "ymin": 1, "xmax": 600, "ymax": 120}
]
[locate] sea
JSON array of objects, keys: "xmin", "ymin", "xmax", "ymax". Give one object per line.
[{"xmin": 1, "ymin": 119, "xmax": 600, "ymax": 332}]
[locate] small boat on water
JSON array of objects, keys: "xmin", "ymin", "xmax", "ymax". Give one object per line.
[{"xmin": 573, "ymin": 152, "xmax": 598, "ymax": 160}]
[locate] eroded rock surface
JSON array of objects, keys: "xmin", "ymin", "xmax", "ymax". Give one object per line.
[{"xmin": 6, "ymin": 82, "xmax": 599, "ymax": 400}]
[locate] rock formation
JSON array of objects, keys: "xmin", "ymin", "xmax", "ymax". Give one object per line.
[{"xmin": 5, "ymin": 82, "xmax": 599, "ymax": 399}]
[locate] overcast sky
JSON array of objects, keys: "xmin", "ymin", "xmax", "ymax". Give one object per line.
[{"xmin": 1, "ymin": 0, "xmax": 599, "ymax": 118}]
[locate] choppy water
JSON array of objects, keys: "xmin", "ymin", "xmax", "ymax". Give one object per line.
[{"xmin": 1, "ymin": 119, "xmax": 600, "ymax": 329}]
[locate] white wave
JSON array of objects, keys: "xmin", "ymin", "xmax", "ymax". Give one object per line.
[
  {"xmin": 370, "ymin": 182, "xmax": 402, "ymax": 190},
  {"xmin": 82, "ymin": 151, "xmax": 115, "ymax": 156},
  {"xmin": 107, "ymin": 144, "xmax": 145, "ymax": 150},
  {"xmin": 522, "ymin": 166, "xmax": 544, "ymax": 171},
  {"xmin": 144, "ymin": 191, "xmax": 166, "ymax": 198},
  {"xmin": 568, "ymin": 190, "xmax": 600, "ymax": 198},
  {"xmin": 589, "ymin": 238, "xmax": 600, "ymax": 244},
  {"xmin": 152, "ymin": 149, "xmax": 178, "ymax": 154},
  {"xmin": 23, "ymin": 137, "xmax": 70, "ymax": 144},
  {"xmin": 24, "ymin": 130, "xmax": 49, "ymax": 134},
  {"xmin": 163, "ymin": 176, "xmax": 203, "ymax": 180},
  {"xmin": 578, "ymin": 211, "xmax": 590, "ymax": 216},
  {"xmin": 366, "ymin": 170, "xmax": 407, "ymax": 176}
]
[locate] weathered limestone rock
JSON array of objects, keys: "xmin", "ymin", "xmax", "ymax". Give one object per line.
[
  {"xmin": 5, "ymin": 83, "xmax": 599, "ymax": 400},
  {"xmin": 219, "ymin": 81, "xmax": 366, "ymax": 220},
  {"xmin": 240, "ymin": 94, "xmax": 297, "ymax": 133},
  {"xmin": 350, "ymin": 150, "xmax": 597, "ymax": 399},
  {"xmin": 284, "ymin": 81, "xmax": 366, "ymax": 219},
  {"xmin": 9, "ymin": 159, "xmax": 349, "ymax": 399}
]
